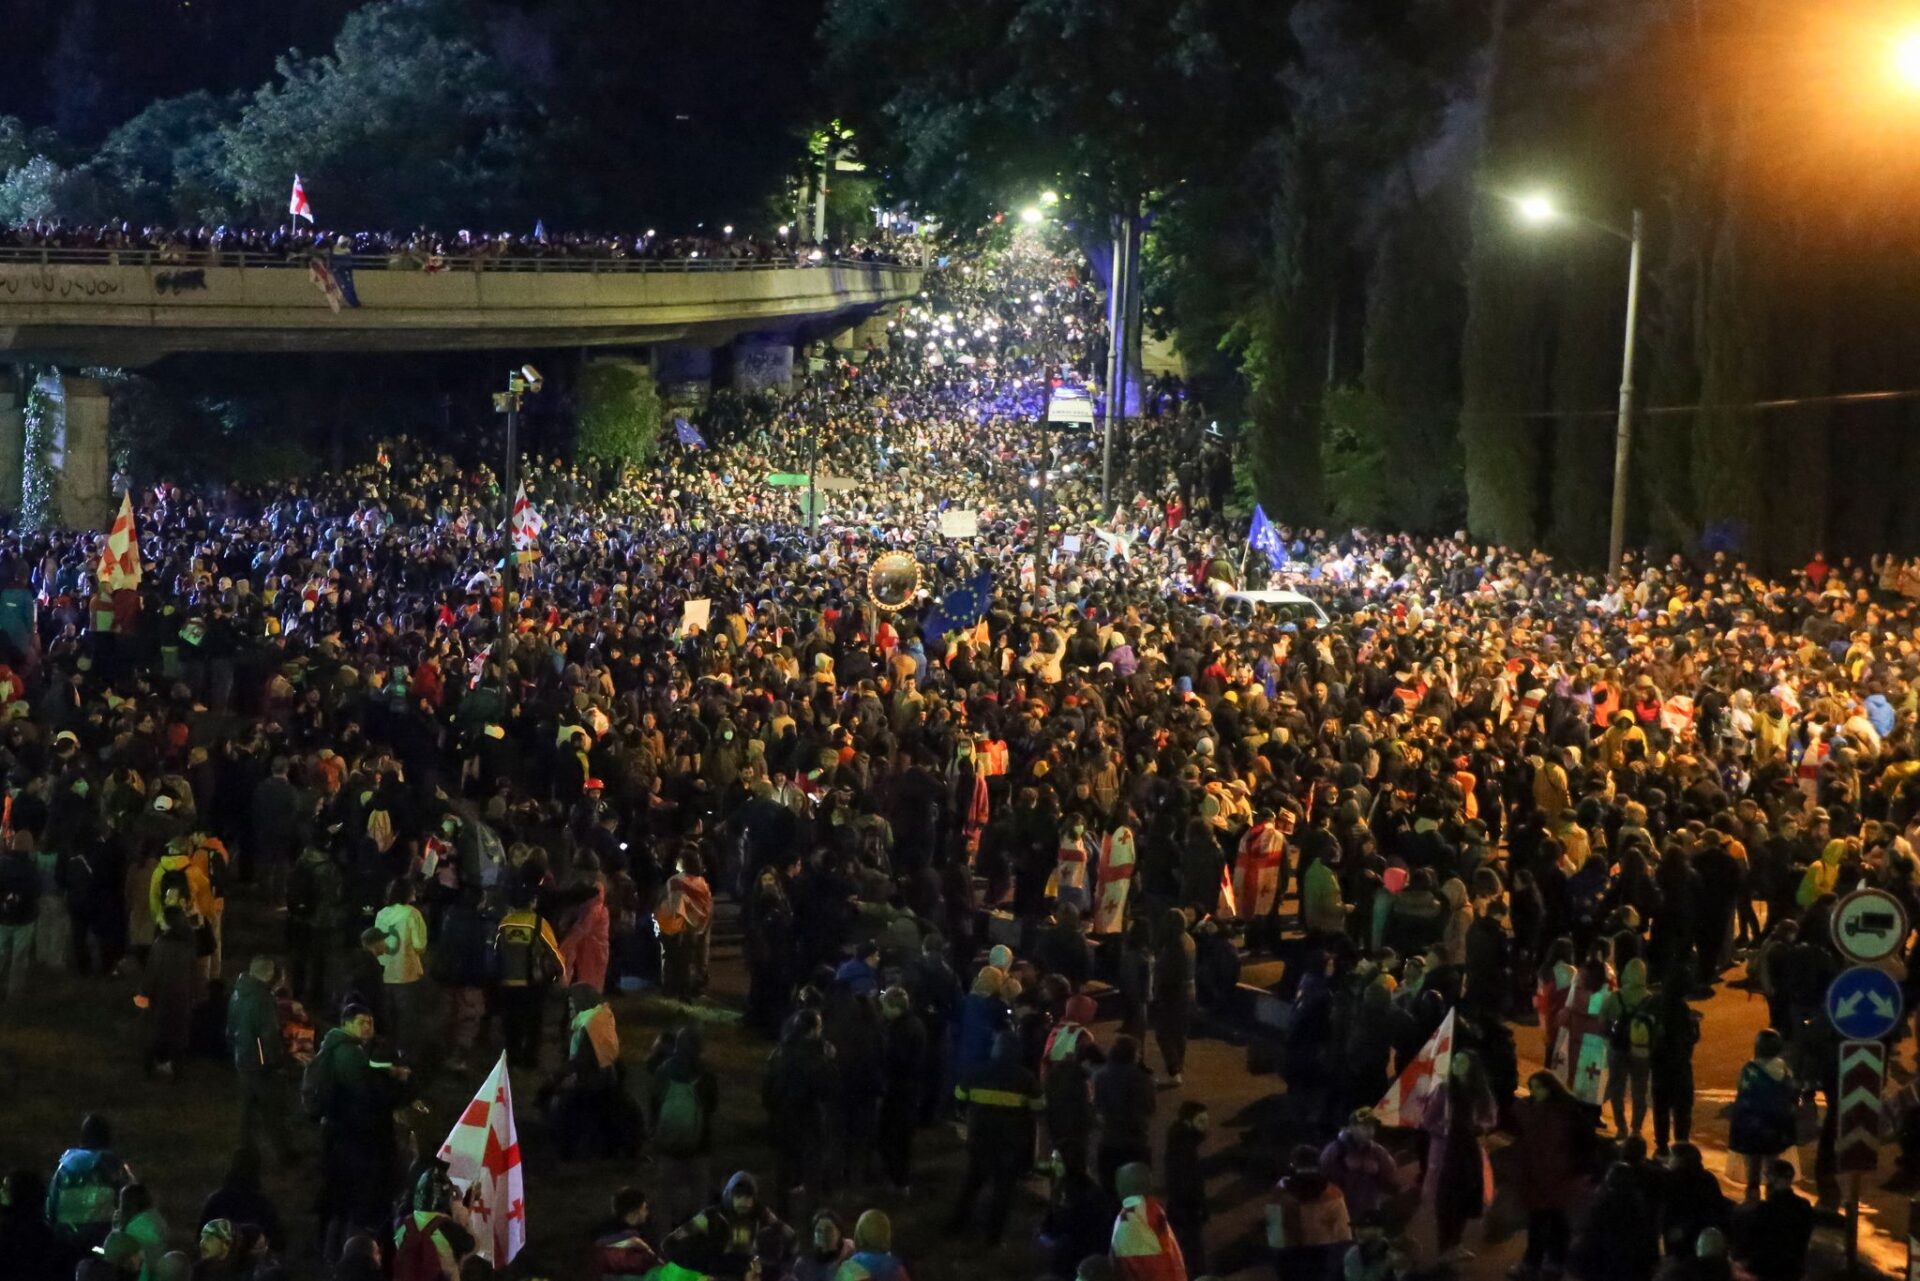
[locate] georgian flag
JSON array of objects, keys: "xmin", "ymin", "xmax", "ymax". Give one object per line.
[
  {"xmin": 289, "ymin": 174, "xmax": 313, "ymax": 224},
  {"xmin": 437, "ymin": 1053, "xmax": 527, "ymax": 1265},
  {"xmin": 1374, "ymin": 1008, "xmax": 1455, "ymax": 1127},
  {"xmin": 511, "ymin": 483, "xmax": 544, "ymax": 552}
]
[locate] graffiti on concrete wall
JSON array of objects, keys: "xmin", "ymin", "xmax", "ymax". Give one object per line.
[
  {"xmin": 0, "ymin": 268, "xmax": 124, "ymax": 298},
  {"xmin": 733, "ymin": 342, "xmax": 793, "ymax": 392}
]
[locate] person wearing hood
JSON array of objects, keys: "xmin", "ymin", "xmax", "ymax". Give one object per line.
[
  {"xmin": 1795, "ymin": 838, "xmax": 1847, "ymax": 908},
  {"xmin": 833, "ymin": 1209, "xmax": 907, "ymax": 1281},
  {"xmin": 225, "ymin": 955, "xmax": 293, "ymax": 1165},
  {"xmin": 1318, "ymin": 1109, "xmax": 1398, "ymax": 1228},
  {"xmin": 1599, "ymin": 957, "xmax": 1655, "ymax": 1141},
  {"xmin": 664, "ymin": 1171, "xmax": 793, "ymax": 1280},
  {"xmin": 650, "ymin": 1024, "xmax": 721, "ymax": 1232},
  {"xmin": 951, "ymin": 966, "xmax": 1010, "ymax": 1084},
  {"xmin": 947, "ymin": 1029, "xmax": 1044, "ymax": 1245},
  {"xmin": 787, "ymin": 1210, "xmax": 850, "ymax": 1281}
]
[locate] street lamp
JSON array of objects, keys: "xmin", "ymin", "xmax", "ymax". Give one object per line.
[
  {"xmin": 1513, "ymin": 192, "xmax": 1644, "ymax": 577},
  {"xmin": 1019, "ymin": 207, "xmax": 1044, "ymax": 226}
]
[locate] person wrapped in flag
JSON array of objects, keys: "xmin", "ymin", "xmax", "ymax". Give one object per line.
[{"xmin": 1092, "ymin": 824, "xmax": 1137, "ymax": 936}]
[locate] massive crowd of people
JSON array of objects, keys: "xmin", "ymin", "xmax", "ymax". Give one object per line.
[
  {"xmin": 0, "ymin": 227, "xmax": 1905, "ymax": 1281},
  {"xmin": 0, "ymin": 221, "xmax": 919, "ymax": 268}
]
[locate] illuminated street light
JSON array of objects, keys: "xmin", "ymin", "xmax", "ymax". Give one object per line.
[
  {"xmin": 1895, "ymin": 30, "xmax": 1920, "ymax": 89},
  {"xmin": 1040, "ymin": 190, "xmax": 1060, "ymax": 206},
  {"xmin": 1019, "ymin": 207, "xmax": 1044, "ymax": 225},
  {"xmin": 1514, "ymin": 193, "xmax": 1558, "ymax": 226},
  {"xmin": 777, "ymin": 224, "xmax": 790, "ymax": 238}
]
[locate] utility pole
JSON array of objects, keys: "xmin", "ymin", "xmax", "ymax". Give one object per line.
[
  {"xmin": 494, "ymin": 364, "xmax": 543, "ymax": 591},
  {"xmin": 1606, "ymin": 207, "xmax": 1644, "ymax": 578},
  {"xmin": 1102, "ymin": 202, "xmax": 1138, "ymax": 509}
]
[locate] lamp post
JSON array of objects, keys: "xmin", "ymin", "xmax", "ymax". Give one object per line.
[
  {"xmin": 493, "ymin": 364, "xmax": 543, "ymax": 588},
  {"xmin": 1515, "ymin": 194, "xmax": 1644, "ymax": 576}
]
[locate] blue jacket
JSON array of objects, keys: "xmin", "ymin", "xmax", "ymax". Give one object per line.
[{"xmin": 1867, "ymin": 694, "xmax": 1896, "ymax": 739}]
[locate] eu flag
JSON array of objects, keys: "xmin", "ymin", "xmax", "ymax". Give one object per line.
[
  {"xmin": 332, "ymin": 260, "xmax": 360, "ymax": 308},
  {"xmin": 925, "ymin": 568, "xmax": 994, "ymax": 638},
  {"xmin": 673, "ymin": 417, "xmax": 707, "ymax": 450},
  {"xmin": 1248, "ymin": 504, "xmax": 1285, "ymax": 562}
]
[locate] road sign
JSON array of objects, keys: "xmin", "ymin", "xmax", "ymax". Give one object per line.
[
  {"xmin": 1828, "ymin": 965, "xmax": 1905, "ymax": 1041},
  {"xmin": 1839, "ymin": 1040, "xmax": 1887, "ymax": 1173},
  {"xmin": 1834, "ymin": 888, "xmax": 1910, "ymax": 964}
]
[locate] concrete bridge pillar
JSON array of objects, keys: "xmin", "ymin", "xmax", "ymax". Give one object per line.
[
  {"xmin": 651, "ymin": 345, "xmax": 714, "ymax": 409},
  {"xmin": 0, "ymin": 371, "xmax": 23, "ymax": 516},
  {"xmin": 42, "ymin": 372, "xmax": 111, "ymax": 530},
  {"xmin": 729, "ymin": 335, "xmax": 793, "ymax": 393}
]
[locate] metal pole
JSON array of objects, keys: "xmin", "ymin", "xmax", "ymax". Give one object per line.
[
  {"xmin": 1847, "ymin": 1172, "xmax": 1861, "ymax": 1278},
  {"xmin": 1606, "ymin": 207, "xmax": 1644, "ymax": 577},
  {"xmin": 1102, "ymin": 212, "xmax": 1129, "ymax": 509},
  {"xmin": 814, "ymin": 150, "xmax": 831, "ymax": 243},
  {"xmin": 503, "ymin": 395, "xmax": 518, "ymax": 592}
]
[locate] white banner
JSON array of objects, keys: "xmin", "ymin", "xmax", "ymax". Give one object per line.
[{"xmin": 939, "ymin": 509, "xmax": 980, "ymax": 538}]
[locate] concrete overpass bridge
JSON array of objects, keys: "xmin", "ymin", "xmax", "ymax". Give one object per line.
[{"xmin": 0, "ymin": 247, "xmax": 921, "ymax": 525}]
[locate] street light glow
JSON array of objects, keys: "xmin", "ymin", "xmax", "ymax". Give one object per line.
[
  {"xmin": 1894, "ymin": 30, "xmax": 1920, "ymax": 89},
  {"xmin": 1019, "ymin": 207, "xmax": 1044, "ymax": 225},
  {"xmin": 1040, "ymin": 190, "xmax": 1060, "ymax": 206},
  {"xmin": 1515, "ymin": 193, "xmax": 1559, "ymax": 226}
]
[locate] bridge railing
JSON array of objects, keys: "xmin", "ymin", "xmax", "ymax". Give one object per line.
[{"xmin": 0, "ymin": 246, "xmax": 912, "ymax": 273}]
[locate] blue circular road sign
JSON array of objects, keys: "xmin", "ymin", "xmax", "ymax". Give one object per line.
[{"xmin": 1827, "ymin": 965, "xmax": 1905, "ymax": 1041}]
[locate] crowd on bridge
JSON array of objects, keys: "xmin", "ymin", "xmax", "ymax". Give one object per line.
[
  {"xmin": 0, "ymin": 225, "xmax": 1911, "ymax": 1281},
  {"xmin": 0, "ymin": 221, "xmax": 921, "ymax": 269}
]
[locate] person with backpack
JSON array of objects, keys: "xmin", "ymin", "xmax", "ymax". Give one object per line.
[
  {"xmin": 45, "ymin": 1113, "xmax": 133, "ymax": 1250},
  {"xmin": 226, "ymin": 955, "xmax": 294, "ymax": 1165},
  {"xmin": 650, "ymin": 1025, "xmax": 722, "ymax": 1233},
  {"xmin": 1600, "ymin": 957, "xmax": 1655, "ymax": 1142},
  {"xmin": 1649, "ymin": 980, "xmax": 1702, "ymax": 1157},
  {"xmin": 493, "ymin": 887, "xmax": 564, "ymax": 1069},
  {"xmin": 0, "ymin": 831, "xmax": 38, "ymax": 1002}
]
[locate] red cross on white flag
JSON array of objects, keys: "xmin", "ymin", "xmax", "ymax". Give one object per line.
[
  {"xmin": 1373, "ymin": 1007, "xmax": 1455, "ymax": 1128},
  {"xmin": 289, "ymin": 174, "xmax": 313, "ymax": 224},
  {"xmin": 437, "ymin": 1052, "xmax": 526, "ymax": 1264},
  {"xmin": 511, "ymin": 483, "xmax": 544, "ymax": 552}
]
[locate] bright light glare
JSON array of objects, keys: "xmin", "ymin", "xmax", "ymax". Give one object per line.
[
  {"xmin": 1040, "ymin": 190, "xmax": 1060, "ymax": 205},
  {"xmin": 1515, "ymin": 194, "xmax": 1558, "ymax": 226},
  {"xmin": 1895, "ymin": 31, "xmax": 1920, "ymax": 89},
  {"xmin": 1019, "ymin": 207, "xmax": 1044, "ymax": 225}
]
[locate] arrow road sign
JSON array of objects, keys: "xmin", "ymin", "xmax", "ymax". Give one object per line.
[
  {"xmin": 1834, "ymin": 888, "xmax": 1911, "ymax": 964},
  {"xmin": 1838, "ymin": 1039, "xmax": 1887, "ymax": 1174},
  {"xmin": 1828, "ymin": 965, "xmax": 1905, "ymax": 1041}
]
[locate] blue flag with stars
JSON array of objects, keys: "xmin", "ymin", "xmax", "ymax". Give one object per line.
[
  {"xmin": 925, "ymin": 568, "xmax": 994, "ymax": 638},
  {"xmin": 673, "ymin": 417, "xmax": 707, "ymax": 450},
  {"xmin": 1248, "ymin": 504, "xmax": 1285, "ymax": 562}
]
